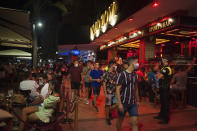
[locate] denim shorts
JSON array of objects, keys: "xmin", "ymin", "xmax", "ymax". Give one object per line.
[
  {"xmin": 71, "ymin": 82, "xmax": 80, "ymax": 90},
  {"xmin": 105, "ymin": 94, "xmax": 118, "ymax": 106},
  {"xmin": 92, "ymin": 86, "xmax": 101, "ymax": 96},
  {"xmin": 118, "ymin": 104, "xmax": 138, "ymax": 117}
]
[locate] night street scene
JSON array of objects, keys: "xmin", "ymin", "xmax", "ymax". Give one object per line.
[{"xmin": 0, "ymin": 0, "xmax": 197, "ymax": 131}]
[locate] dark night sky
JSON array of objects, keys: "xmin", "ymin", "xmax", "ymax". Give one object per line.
[{"xmin": 0, "ymin": 0, "xmax": 153, "ymax": 45}]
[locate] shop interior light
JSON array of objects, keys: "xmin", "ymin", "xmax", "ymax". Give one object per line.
[
  {"xmin": 156, "ymin": 38, "xmax": 170, "ymax": 44},
  {"xmin": 138, "ymin": 31, "xmax": 142, "ymax": 34},
  {"xmin": 168, "ymin": 18, "xmax": 174, "ymax": 22},
  {"xmin": 128, "ymin": 18, "xmax": 133, "ymax": 22},
  {"xmin": 157, "ymin": 23, "xmax": 162, "ymax": 27},
  {"xmin": 133, "ymin": 32, "xmax": 137, "ymax": 36},
  {"xmin": 152, "ymin": 0, "xmax": 159, "ymax": 8}
]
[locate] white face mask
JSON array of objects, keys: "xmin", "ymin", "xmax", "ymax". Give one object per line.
[
  {"xmin": 74, "ymin": 64, "xmax": 79, "ymax": 67},
  {"xmin": 134, "ymin": 63, "xmax": 139, "ymax": 70},
  {"xmin": 114, "ymin": 66, "xmax": 117, "ymax": 70},
  {"xmin": 39, "ymin": 81, "xmax": 44, "ymax": 86}
]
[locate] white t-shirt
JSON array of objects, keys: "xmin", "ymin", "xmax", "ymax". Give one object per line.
[
  {"xmin": 19, "ymin": 80, "xmax": 39, "ymax": 98},
  {"xmin": 40, "ymin": 83, "xmax": 49, "ymax": 99}
]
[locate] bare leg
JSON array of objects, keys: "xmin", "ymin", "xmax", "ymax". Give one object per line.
[
  {"xmin": 116, "ymin": 117, "xmax": 124, "ymax": 131},
  {"xmin": 86, "ymin": 88, "xmax": 89, "ymax": 100},
  {"xmin": 27, "ymin": 113, "xmax": 39, "ymax": 122},
  {"xmin": 131, "ymin": 116, "xmax": 138, "ymax": 131},
  {"xmin": 71, "ymin": 89, "xmax": 75, "ymax": 101},
  {"xmin": 19, "ymin": 106, "xmax": 38, "ymax": 131},
  {"xmin": 93, "ymin": 95, "xmax": 97, "ymax": 106},
  {"xmin": 31, "ymin": 96, "xmax": 44, "ymax": 105}
]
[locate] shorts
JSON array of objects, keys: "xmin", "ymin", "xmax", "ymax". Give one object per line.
[
  {"xmin": 85, "ymin": 82, "xmax": 91, "ymax": 88},
  {"xmin": 105, "ymin": 94, "xmax": 118, "ymax": 106},
  {"xmin": 118, "ymin": 104, "xmax": 138, "ymax": 117},
  {"xmin": 71, "ymin": 82, "xmax": 80, "ymax": 90},
  {"xmin": 92, "ymin": 86, "xmax": 101, "ymax": 96}
]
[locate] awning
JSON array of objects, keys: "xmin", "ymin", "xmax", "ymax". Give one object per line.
[
  {"xmin": 0, "ymin": 49, "xmax": 31, "ymax": 56},
  {"xmin": 0, "ymin": 7, "xmax": 32, "ymax": 48}
]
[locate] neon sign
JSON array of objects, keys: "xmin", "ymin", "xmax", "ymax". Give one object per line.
[
  {"xmin": 90, "ymin": 1, "xmax": 118, "ymax": 41},
  {"xmin": 149, "ymin": 18, "xmax": 175, "ymax": 33}
]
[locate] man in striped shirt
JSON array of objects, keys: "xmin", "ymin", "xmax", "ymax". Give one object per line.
[{"xmin": 116, "ymin": 56, "xmax": 140, "ymax": 131}]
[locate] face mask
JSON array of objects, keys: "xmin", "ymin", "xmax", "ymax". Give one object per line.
[
  {"xmin": 114, "ymin": 66, "xmax": 117, "ymax": 70},
  {"xmin": 134, "ymin": 63, "xmax": 139, "ymax": 70},
  {"xmin": 39, "ymin": 81, "xmax": 44, "ymax": 86},
  {"xmin": 74, "ymin": 64, "xmax": 79, "ymax": 67}
]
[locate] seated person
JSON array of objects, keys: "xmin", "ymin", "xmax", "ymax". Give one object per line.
[
  {"xmin": 40, "ymin": 74, "xmax": 50, "ymax": 99},
  {"xmin": 19, "ymin": 72, "xmax": 40, "ymax": 102},
  {"xmin": 31, "ymin": 74, "xmax": 50, "ymax": 105},
  {"xmin": 19, "ymin": 80, "xmax": 60, "ymax": 131}
]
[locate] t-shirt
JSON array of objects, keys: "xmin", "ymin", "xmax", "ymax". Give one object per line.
[
  {"xmin": 116, "ymin": 71, "xmax": 138, "ymax": 105},
  {"xmin": 173, "ymin": 71, "xmax": 187, "ymax": 89},
  {"xmin": 90, "ymin": 69, "xmax": 103, "ymax": 87},
  {"xmin": 148, "ymin": 72, "xmax": 159, "ymax": 88},
  {"xmin": 82, "ymin": 66, "xmax": 91, "ymax": 83},
  {"xmin": 35, "ymin": 95, "xmax": 60, "ymax": 123},
  {"xmin": 69, "ymin": 66, "xmax": 82, "ymax": 83},
  {"xmin": 19, "ymin": 80, "xmax": 39, "ymax": 99},
  {"xmin": 102, "ymin": 71, "xmax": 117, "ymax": 94},
  {"xmin": 136, "ymin": 70, "xmax": 144, "ymax": 82},
  {"xmin": 40, "ymin": 83, "xmax": 49, "ymax": 99}
]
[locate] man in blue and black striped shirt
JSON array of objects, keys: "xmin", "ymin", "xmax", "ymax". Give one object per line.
[{"xmin": 116, "ymin": 56, "xmax": 140, "ymax": 131}]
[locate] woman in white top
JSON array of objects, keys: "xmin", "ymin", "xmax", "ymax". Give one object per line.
[{"xmin": 19, "ymin": 80, "xmax": 60, "ymax": 131}]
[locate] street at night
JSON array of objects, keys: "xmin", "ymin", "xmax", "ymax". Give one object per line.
[{"xmin": 0, "ymin": 0, "xmax": 197, "ymax": 131}]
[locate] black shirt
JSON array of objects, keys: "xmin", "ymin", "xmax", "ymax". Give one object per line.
[{"xmin": 159, "ymin": 66, "xmax": 172, "ymax": 89}]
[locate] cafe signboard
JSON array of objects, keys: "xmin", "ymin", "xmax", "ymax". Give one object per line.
[{"xmin": 149, "ymin": 17, "xmax": 176, "ymax": 33}]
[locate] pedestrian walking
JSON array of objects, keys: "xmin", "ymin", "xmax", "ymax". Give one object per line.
[
  {"xmin": 103, "ymin": 60, "xmax": 118, "ymax": 125},
  {"xmin": 116, "ymin": 56, "xmax": 140, "ymax": 131}
]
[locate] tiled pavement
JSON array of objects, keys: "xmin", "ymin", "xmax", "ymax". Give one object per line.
[{"xmin": 61, "ymin": 87, "xmax": 197, "ymax": 131}]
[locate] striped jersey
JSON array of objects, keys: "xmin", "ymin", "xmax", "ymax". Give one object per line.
[{"xmin": 116, "ymin": 71, "xmax": 138, "ymax": 105}]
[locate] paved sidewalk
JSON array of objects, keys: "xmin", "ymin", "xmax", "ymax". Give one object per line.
[{"xmin": 61, "ymin": 87, "xmax": 197, "ymax": 131}]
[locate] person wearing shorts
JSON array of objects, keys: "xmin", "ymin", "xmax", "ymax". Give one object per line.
[
  {"xmin": 116, "ymin": 56, "xmax": 140, "ymax": 131},
  {"xmin": 103, "ymin": 60, "xmax": 118, "ymax": 125},
  {"xmin": 90, "ymin": 62, "xmax": 103, "ymax": 112},
  {"xmin": 82, "ymin": 61, "xmax": 92, "ymax": 104},
  {"xmin": 69, "ymin": 60, "xmax": 83, "ymax": 99}
]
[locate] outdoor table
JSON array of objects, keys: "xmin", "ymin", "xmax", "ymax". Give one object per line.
[{"xmin": 0, "ymin": 109, "xmax": 13, "ymax": 131}]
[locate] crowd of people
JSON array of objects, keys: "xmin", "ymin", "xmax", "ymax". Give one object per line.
[{"xmin": 0, "ymin": 56, "xmax": 196, "ymax": 131}]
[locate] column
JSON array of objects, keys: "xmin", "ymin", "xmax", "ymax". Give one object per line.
[
  {"xmin": 108, "ymin": 47, "xmax": 117, "ymax": 63},
  {"xmin": 139, "ymin": 35, "xmax": 156, "ymax": 65},
  {"xmin": 145, "ymin": 36, "xmax": 156, "ymax": 60}
]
